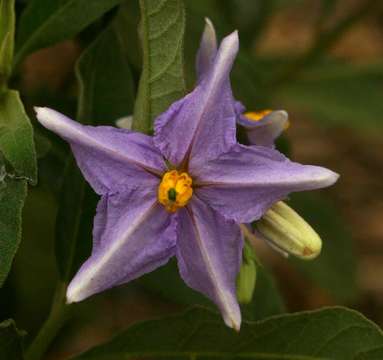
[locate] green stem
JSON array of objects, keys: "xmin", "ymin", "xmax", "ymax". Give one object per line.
[
  {"xmin": 272, "ymin": 0, "xmax": 376, "ymax": 86},
  {"xmin": 26, "ymin": 282, "xmax": 70, "ymax": 360}
]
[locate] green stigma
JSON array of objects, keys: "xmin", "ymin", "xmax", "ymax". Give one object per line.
[{"xmin": 167, "ymin": 188, "xmax": 177, "ymax": 202}]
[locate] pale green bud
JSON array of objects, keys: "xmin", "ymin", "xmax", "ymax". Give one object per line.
[
  {"xmin": 255, "ymin": 201, "xmax": 322, "ymax": 260},
  {"xmin": 115, "ymin": 115, "xmax": 133, "ymax": 129},
  {"xmin": 236, "ymin": 241, "xmax": 257, "ymax": 304}
]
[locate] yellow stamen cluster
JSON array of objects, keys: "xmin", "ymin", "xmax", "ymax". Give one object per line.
[
  {"xmin": 158, "ymin": 170, "xmax": 193, "ymax": 212},
  {"xmin": 244, "ymin": 110, "xmax": 272, "ymax": 122}
]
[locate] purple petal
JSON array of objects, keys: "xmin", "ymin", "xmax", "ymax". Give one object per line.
[
  {"xmin": 194, "ymin": 144, "xmax": 339, "ymax": 223},
  {"xmin": 234, "ymin": 101, "xmax": 246, "ymax": 115},
  {"xmin": 154, "ymin": 31, "xmax": 239, "ymax": 168},
  {"xmin": 67, "ymin": 186, "xmax": 176, "ymax": 303},
  {"xmin": 35, "ymin": 107, "xmax": 165, "ymax": 194},
  {"xmin": 238, "ymin": 110, "xmax": 289, "ymax": 147},
  {"xmin": 176, "ymin": 197, "xmax": 243, "ymax": 330},
  {"xmin": 196, "ymin": 18, "xmax": 217, "ymax": 80}
]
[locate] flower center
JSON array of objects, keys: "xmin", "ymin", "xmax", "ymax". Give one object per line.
[
  {"xmin": 244, "ymin": 110, "xmax": 272, "ymax": 121},
  {"xmin": 158, "ymin": 170, "xmax": 193, "ymax": 212}
]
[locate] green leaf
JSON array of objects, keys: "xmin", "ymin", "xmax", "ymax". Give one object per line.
[
  {"xmin": 14, "ymin": 0, "xmax": 126, "ymax": 67},
  {"xmin": 55, "ymin": 17, "xmax": 134, "ymax": 281},
  {"xmin": 132, "ymin": 0, "xmax": 186, "ymax": 133},
  {"xmin": 0, "ymin": 319, "xmax": 25, "ymax": 360},
  {"xmin": 275, "ymin": 62, "xmax": 383, "ymax": 130},
  {"xmin": 288, "ymin": 193, "xmax": 357, "ymax": 303},
  {"xmin": 76, "ymin": 20, "xmax": 135, "ymax": 123},
  {"xmin": 71, "ymin": 306, "xmax": 383, "ymax": 360},
  {"xmin": 0, "ymin": 90, "xmax": 37, "ymax": 183},
  {"xmin": 0, "ymin": 0, "xmax": 15, "ymax": 86},
  {"xmin": 0, "ymin": 89, "xmax": 36, "ymax": 287},
  {"xmin": 0, "ymin": 177, "xmax": 27, "ymax": 287}
]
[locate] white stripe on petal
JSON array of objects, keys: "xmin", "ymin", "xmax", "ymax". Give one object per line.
[
  {"xmin": 189, "ymin": 208, "xmax": 241, "ymax": 331},
  {"xmin": 35, "ymin": 107, "xmax": 162, "ymax": 175},
  {"xmin": 66, "ymin": 200, "xmax": 158, "ymax": 303}
]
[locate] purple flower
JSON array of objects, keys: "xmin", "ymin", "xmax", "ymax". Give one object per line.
[
  {"xmin": 237, "ymin": 109, "xmax": 289, "ymax": 147},
  {"xmin": 199, "ymin": 19, "xmax": 289, "ymax": 149},
  {"xmin": 35, "ymin": 23, "xmax": 338, "ymax": 331}
]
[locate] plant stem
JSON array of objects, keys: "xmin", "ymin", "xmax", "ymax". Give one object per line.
[{"xmin": 26, "ymin": 282, "xmax": 70, "ymax": 360}]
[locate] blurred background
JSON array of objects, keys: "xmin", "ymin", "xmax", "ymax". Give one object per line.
[{"xmin": 1, "ymin": 0, "xmax": 383, "ymax": 358}]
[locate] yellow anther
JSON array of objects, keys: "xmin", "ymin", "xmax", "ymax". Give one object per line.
[
  {"xmin": 244, "ymin": 110, "xmax": 272, "ymax": 122},
  {"xmin": 158, "ymin": 170, "xmax": 193, "ymax": 212}
]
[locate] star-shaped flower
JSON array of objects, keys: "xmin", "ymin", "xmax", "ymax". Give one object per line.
[
  {"xmin": 197, "ymin": 20, "xmax": 332, "ymax": 260},
  {"xmin": 35, "ymin": 25, "xmax": 338, "ymax": 331}
]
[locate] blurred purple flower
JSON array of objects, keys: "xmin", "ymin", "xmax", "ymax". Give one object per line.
[{"xmin": 35, "ymin": 22, "xmax": 338, "ymax": 330}]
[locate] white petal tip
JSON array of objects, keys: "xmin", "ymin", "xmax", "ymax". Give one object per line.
[
  {"xmin": 66, "ymin": 288, "xmax": 78, "ymax": 305},
  {"xmin": 223, "ymin": 309, "xmax": 241, "ymax": 332},
  {"xmin": 66, "ymin": 281, "xmax": 88, "ymax": 304},
  {"xmin": 34, "ymin": 107, "xmax": 61, "ymax": 128},
  {"xmin": 204, "ymin": 17, "xmax": 214, "ymax": 30},
  {"xmin": 34, "ymin": 106, "xmax": 49, "ymax": 119},
  {"xmin": 33, "ymin": 106, "xmax": 43, "ymax": 113},
  {"xmin": 225, "ymin": 317, "xmax": 241, "ymax": 332},
  {"xmin": 222, "ymin": 30, "xmax": 239, "ymax": 49},
  {"xmin": 307, "ymin": 167, "xmax": 340, "ymax": 189},
  {"xmin": 321, "ymin": 170, "xmax": 340, "ymax": 187},
  {"xmin": 202, "ymin": 18, "xmax": 217, "ymax": 44}
]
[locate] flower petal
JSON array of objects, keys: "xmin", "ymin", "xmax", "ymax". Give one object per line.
[
  {"xmin": 176, "ymin": 197, "xmax": 242, "ymax": 330},
  {"xmin": 35, "ymin": 107, "xmax": 165, "ymax": 194},
  {"xmin": 154, "ymin": 31, "xmax": 239, "ymax": 168},
  {"xmin": 238, "ymin": 110, "xmax": 289, "ymax": 147},
  {"xmin": 196, "ymin": 18, "xmax": 217, "ymax": 80},
  {"xmin": 67, "ymin": 186, "xmax": 176, "ymax": 303},
  {"xmin": 194, "ymin": 144, "xmax": 339, "ymax": 223}
]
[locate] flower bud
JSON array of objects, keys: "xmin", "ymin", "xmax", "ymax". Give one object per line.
[
  {"xmin": 255, "ymin": 201, "xmax": 322, "ymax": 260},
  {"xmin": 115, "ymin": 115, "xmax": 133, "ymax": 129},
  {"xmin": 236, "ymin": 242, "xmax": 257, "ymax": 304}
]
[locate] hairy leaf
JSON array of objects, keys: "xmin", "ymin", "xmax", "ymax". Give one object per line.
[
  {"xmin": 0, "ymin": 177, "xmax": 26, "ymax": 287},
  {"xmin": 0, "ymin": 89, "xmax": 36, "ymax": 287},
  {"xmin": 71, "ymin": 307, "xmax": 383, "ymax": 360},
  {"xmin": 0, "ymin": 320, "xmax": 24, "ymax": 360},
  {"xmin": 55, "ymin": 17, "xmax": 134, "ymax": 281},
  {"xmin": 133, "ymin": 0, "xmax": 186, "ymax": 133},
  {"xmin": 0, "ymin": 90, "xmax": 37, "ymax": 183},
  {"xmin": 15, "ymin": 0, "xmax": 126, "ymax": 66}
]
